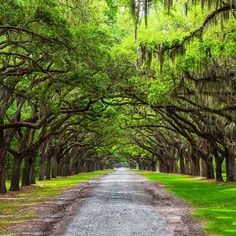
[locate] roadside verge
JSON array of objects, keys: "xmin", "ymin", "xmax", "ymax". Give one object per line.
[
  {"xmin": 0, "ymin": 170, "xmax": 112, "ymax": 235},
  {"xmin": 134, "ymin": 170, "xmax": 236, "ymax": 236}
]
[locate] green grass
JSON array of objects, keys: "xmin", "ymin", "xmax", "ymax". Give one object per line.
[
  {"xmin": 0, "ymin": 170, "xmax": 112, "ymax": 233},
  {"xmin": 134, "ymin": 170, "xmax": 236, "ymax": 236}
]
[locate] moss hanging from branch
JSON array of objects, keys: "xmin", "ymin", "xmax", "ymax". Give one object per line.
[
  {"xmin": 129, "ymin": 0, "xmax": 151, "ymax": 40},
  {"xmin": 164, "ymin": 0, "xmax": 173, "ymax": 13},
  {"xmin": 129, "ymin": 0, "xmax": 235, "ymax": 41},
  {"xmin": 136, "ymin": 2, "xmax": 235, "ymax": 76}
]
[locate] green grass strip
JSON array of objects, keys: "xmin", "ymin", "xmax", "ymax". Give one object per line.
[
  {"xmin": 0, "ymin": 170, "xmax": 112, "ymax": 233},
  {"xmin": 134, "ymin": 170, "xmax": 236, "ymax": 236}
]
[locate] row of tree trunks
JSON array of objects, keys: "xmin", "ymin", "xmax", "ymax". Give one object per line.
[
  {"xmin": 36, "ymin": 148, "xmax": 107, "ymax": 181},
  {"xmin": 134, "ymin": 150, "xmax": 235, "ymax": 183},
  {"xmin": 1, "ymin": 140, "xmax": 109, "ymax": 193}
]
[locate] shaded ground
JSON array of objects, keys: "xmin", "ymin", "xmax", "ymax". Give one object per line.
[{"xmin": 7, "ymin": 169, "xmax": 207, "ymax": 236}]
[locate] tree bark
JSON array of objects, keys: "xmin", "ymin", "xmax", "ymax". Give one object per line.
[
  {"xmin": 185, "ymin": 155, "xmax": 190, "ymax": 175},
  {"xmin": 10, "ymin": 155, "xmax": 23, "ymax": 191},
  {"xmin": 206, "ymin": 158, "xmax": 215, "ymax": 179},
  {"xmin": 159, "ymin": 159, "xmax": 169, "ymax": 173},
  {"xmin": 22, "ymin": 151, "xmax": 36, "ymax": 186},
  {"xmin": 51, "ymin": 154, "xmax": 57, "ymax": 178},
  {"xmin": 46, "ymin": 155, "xmax": 51, "ymax": 180},
  {"xmin": 30, "ymin": 157, "xmax": 36, "ymax": 184},
  {"xmin": 0, "ymin": 129, "xmax": 6, "ymax": 193},
  {"xmin": 0, "ymin": 149, "xmax": 6, "ymax": 194},
  {"xmin": 22, "ymin": 156, "xmax": 31, "ymax": 186},
  {"xmin": 179, "ymin": 154, "xmax": 185, "ymax": 174},
  {"xmin": 76, "ymin": 160, "xmax": 82, "ymax": 174},
  {"xmin": 93, "ymin": 162, "xmax": 98, "ymax": 171},
  {"xmin": 173, "ymin": 159, "xmax": 178, "ymax": 173},
  {"xmin": 38, "ymin": 142, "xmax": 47, "ymax": 181},
  {"xmin": 200, "ymin": 159, "xmax": 207, "ymax": 177},
  {"xmin": 151, "ymin": 160, "xmax": 157, "ymax": 171},
  {"xmin": 213, "ymin": 149, "xmax": 224, "ymax": 182},
  {"xmin": 225, "ymin": 148, "xmax": 236, "ymax": 182},
  {"xmin": 190, "ymin": 155, "xmax": 200, "ymax": 176},
  {"xmin": 215, "ymin": 158, "xmax": 224, "ymax": 182}
]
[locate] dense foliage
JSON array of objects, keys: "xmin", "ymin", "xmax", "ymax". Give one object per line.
[{"xmin": 0, "ymin": 0, "xmax": 235, "ymax": 193}]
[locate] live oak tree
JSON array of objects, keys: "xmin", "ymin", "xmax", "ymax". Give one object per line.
[
  {"xmin": 0, "ymin": 0, "xmax": 235, "ymax": 194},
  {"xmin": 0, "ymin": 0, "xmax": 119, "ymax": 193},
  {"xmin": 118, "ymin": 0, "xmax": 236, "ymax": 181}
]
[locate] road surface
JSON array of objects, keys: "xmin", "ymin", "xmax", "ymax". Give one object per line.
[{"xmin": 64, "ymin": 169, "xmax": 173, "ymax": 236}]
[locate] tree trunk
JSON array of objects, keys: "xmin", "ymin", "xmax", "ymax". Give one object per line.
[
  {"xmin": 179, "ymin": 155, "xmax": 185, "ymax": 174},
  {"xmin": 166, "ymin": 163, "xmax": 171, "ymax": 173},
  {"xmin": 151, "ymin": 160, "xmax": 157, "ymax": 171},
  {"xmin": 22, "ymin": 153, "xmax": 36, "ymax": 186},
  {"xmin": 38, "ymin": 142, "xmax": 48, "ymax": 181},
  {"xmin": 166, "ymin": 160, "xmax": 172, "ymax": 173},
  {"xmin": 60, "ymin": 161, "xmax": 67, "ymax": 176},
  {"xmin": 76, "ymin": 160, "xmax": 83, "ymax": 174},
  {"xmin": 173, "ymin": 159, "xmax": 178, "ymax": 173},
  {"xmin": 88, "ymin": 161, "xmax": 93, "ymax": 172},
  {"xmin": 57, "ymin": 157, "xmax": 62, "ymax": 176},
  {"xmin": 38, "ymin": 152, "xmax": 45, "ymax": 181},
  {"xmin": 93, "ymin": 162, "xmax": 98, "ymax": 171},
  {"xmin": 215, "ymin": 158, "xmax": 224, "ymax": 182},
  {"xmin": 200, "ymin": 159, "xmax": 207, "ymax": 177},
  {"xmin": 66, "ymin": 156, "xmax": 72, "ymax": 175},
  {"xmin": 192, "ymin": 156, "xmax": 200, "ymax": 176},
  {"xmin": 46, "ymin": 155, "xmax": 51, "ymax": 180},
  {"xmin": 185, "ymin": 156, "xmax": 190, "ymax": 175},
  {"xmin": 159, "ymin": 159, "xmax": 165, "ymax": 172},
  {"xmin": 206, "ymin": 158, "xmax": 215, "ymax": 179},
  {"xmin": 51, "ymin": 154, "xmax": 57, "ymax": 178},
  {"xmin": 0, "ymin": 149, "xmax": 6, "ymax": 194},
  {"xmin": 213, "ymin": 148, "xmax": 224, "ymax": 182},
  {"xmin": 22, "ymin": 156, "xmax": 31, "ymax": 186},
  {"xmin": 98, "ymin": 163, "xmax": 103, "ymax": 170},
  {"xmin": 0, "ymin": 132, "xmax": 6, "ymax": 194},
  {"xmin": 147, "ymin": 164, "xmax": 151, "ymax": 171},
  {"xmin": 68, "ymin": 157, "xmax": 74, "ymax": 175},
  {"xmin": 10, "ymin": 155, "xmax": 23, "ymax": 191},
  {"xmin": 225, "ymin": 148, "xmax": 236, "ymax": 182},
  {"xmin": 30, "ymin": 158, "xmax": 36, "ymax": 184}
]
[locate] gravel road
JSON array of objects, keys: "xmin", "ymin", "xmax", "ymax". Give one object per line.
[{"xmin": 64, "ymin": 169, "xmax": 173, "ymax": 236}]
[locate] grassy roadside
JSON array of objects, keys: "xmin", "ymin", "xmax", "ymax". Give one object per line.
[
  {"xmin": 134, "ymin": 170, "xmax": 236, "ymax": 236},
  {"xmin": 0, "ymin": 170, "xmax": 112, "ymax": 234}
]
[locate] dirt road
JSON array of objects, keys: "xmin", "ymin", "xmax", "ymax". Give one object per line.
[
  {"xmin": 9, "ymin": 169, "xmax": 207, "ymax": 236},
  {"xmin": 64, "ymin": 169, "xmax": 173, "ymax": 236}
]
